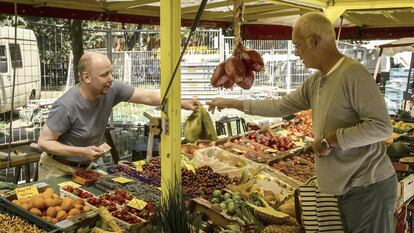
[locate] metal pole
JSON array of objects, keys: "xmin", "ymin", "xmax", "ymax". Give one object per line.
[{"xmin": 403, "ymin": 52, "xmax": 414, "ymax": 110}]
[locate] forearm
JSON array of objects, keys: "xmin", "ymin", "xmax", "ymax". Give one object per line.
[
  {"xmin": 335, "ymin": 120, "xmax": 392, "ymax": 150},
  {"xmin": 244, "ymin": 98, "xmax": 308, "ymax": 117},
  {"xmin": 223, "ymin": 99, "xmax": 244, "ymax": 111},
  {"xmin": 38, "ymin": 139, "xmax": 84, "ymax": 157}
]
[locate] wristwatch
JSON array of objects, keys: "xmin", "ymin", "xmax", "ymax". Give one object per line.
[{"xmin": 321, "ymin": 137, "xmax": 333, "ymax": 149}]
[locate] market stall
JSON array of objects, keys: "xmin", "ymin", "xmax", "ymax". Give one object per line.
[{"xmin": 0, "ymin": 0, "xmax": 414, "ymax": 232}]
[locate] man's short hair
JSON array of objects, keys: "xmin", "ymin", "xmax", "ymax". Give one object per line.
[
  {"xmin": 78, "ymin": 52, "xmax": 94, "ymax": 76},
  {"xmin": 294, "ymin": 12, "xmax": 336, "ymax": 42}
]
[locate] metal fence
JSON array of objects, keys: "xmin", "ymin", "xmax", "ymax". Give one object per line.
[{"xmin": 1, "ymin": 23, "xmax": 363, "ymax": 145}]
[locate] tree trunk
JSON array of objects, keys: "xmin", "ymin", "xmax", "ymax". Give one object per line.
[
  {"xmin": 127, "ymin": 24, "xmax": 143, "ymax": 51},
  {"xmin": 70, "ymin": 19, "xmax": 84, "ymax": 84}
]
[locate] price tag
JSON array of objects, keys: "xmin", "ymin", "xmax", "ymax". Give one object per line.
[
  {"xmin": 127, "ymin": 198, "xmax": 147, "ymax": 210},
  {"xmin": 58, "ymin": 181, "xmax": 81, "ymax": 188},
  {"xmin": 112, "ymin": 177, "xmax": 133, "ymax": 184},
  {"xmin": 15, "ymin": 185, "xmax": 39, "ymax": 200},
  {"xmin": 184, "ymin": 163, "xmax": 195, "ymax": 173},
  {"xmin": 133, "ymin": 160, "xmax": 145, "ymax": 172}
]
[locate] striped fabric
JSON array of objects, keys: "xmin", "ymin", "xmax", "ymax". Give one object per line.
[{"xmin": 297, "ymin": 177, "xmax": 345, "ymax": 233}]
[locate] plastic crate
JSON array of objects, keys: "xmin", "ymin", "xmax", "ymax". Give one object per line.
[{"xmin": 0, "ymin": 196, "xmax": 61, "ymax": 233}]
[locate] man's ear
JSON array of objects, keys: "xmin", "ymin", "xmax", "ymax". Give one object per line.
[
  {"xmin": 309, "ymin": 34, "xmax": 320, "ymax": 48},
  {"xmin": 82, "ymin": 72, "xmax": 91, "ymax": 83}
]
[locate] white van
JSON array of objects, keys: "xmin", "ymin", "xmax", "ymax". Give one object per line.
[{"xmin": 0, "ymin": 26, "xmax": 41, "ymax": 114}]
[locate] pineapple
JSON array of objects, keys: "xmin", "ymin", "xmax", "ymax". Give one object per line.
[{"xmin": 261, "ymin": 224, "xmax": 300, "ymax": 233}]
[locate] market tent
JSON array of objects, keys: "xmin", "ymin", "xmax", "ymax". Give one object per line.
[
  {"xmin": 374, "ymin": 38, "xmax": 414, "ymax": 110},
  {"xmin": 0, "ymin": 0, "xmax": 413, "ymax": 39}
]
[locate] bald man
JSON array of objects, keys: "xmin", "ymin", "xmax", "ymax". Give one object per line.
[
  {"xmin": 38, "ymin": 52, "xmax": 199, "ymax": 179},
  {"xmin": 208, "ymin": 12, "xmax": 396, "ymax": 233}
]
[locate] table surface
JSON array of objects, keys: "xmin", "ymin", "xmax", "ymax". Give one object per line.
[{"xmin": 0, "ymin": 143, "xmax": 41, "ymax": 169}]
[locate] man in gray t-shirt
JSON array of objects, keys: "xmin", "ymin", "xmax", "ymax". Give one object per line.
[{"xmin": 37, "ymin": 52, "xmax": 199, "ymax": 178}]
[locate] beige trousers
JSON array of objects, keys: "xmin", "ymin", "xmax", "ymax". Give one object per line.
[{"xmin": 38, "ymin": 152, "xmax": 79, "ymax": 180}]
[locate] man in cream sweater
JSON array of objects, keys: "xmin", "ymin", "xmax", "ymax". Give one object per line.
[{"xmin": 208, "ymin": 12, "xmax": 396, "ymax": 233}]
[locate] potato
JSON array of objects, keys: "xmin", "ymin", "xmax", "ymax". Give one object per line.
[
  {"xmin": 21, "ymin": 202, "xmax": 32, "ymax": 210},
  {"xmin": 45, "ymin": 197, "xmax": 55, "ymax": 207},
  {"xmin": 67, "ymin": 208, "xmax": 80, "ymax": 216},
  {"xmin": 74, "ymin": 198, "xmax": 84, "ymax": 206},
  {"xmin": 56, "ymin": 210, "xmax": 67, "ymax": 221},
  {"xmin": 32, "ymin": 196, "xmax": 46, "ymax": 209},
  {"xmin": 29, "ymin": 207, "xmax": 42, "ymax": 216},
  {"xmin": 61, "ymin": 197, "xmax": 73, "ymax": 211},
  {"xmin": 46, "ymin": 207, "xmax": 57, "ymax": 218}
]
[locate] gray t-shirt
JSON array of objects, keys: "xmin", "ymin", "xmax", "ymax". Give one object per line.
[
  {"xmin": 244, "ymin": 57, "xmax": 395, "ymax": 195},
  {"xmin": 46, "ymin": 80, "xmax": 135, "ymax": 163}
]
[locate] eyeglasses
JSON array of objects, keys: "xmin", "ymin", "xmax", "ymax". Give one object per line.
[{"xmin": 292, "ymin": 34, "xmax": 313, "ymax": 52}]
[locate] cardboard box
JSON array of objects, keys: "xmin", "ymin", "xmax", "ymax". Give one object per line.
[{"xmin": 399, "ymin": 174, "xmax": 414, "ymax": 204}]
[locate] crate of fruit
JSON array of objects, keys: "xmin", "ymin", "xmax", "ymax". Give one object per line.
[
  {"xmin": 107, "ymin": 164, "xmax": 158, "ymax": 186},
  {"xmin": 60, "ymin": 186, "xmax": 95, "ymax": 200},
  {"xmin": 188, "ymin": 190, "xmax": 243, "ymax": 228},
  {"xmin": 268, "ymin": 154, "xmax": 315, "ymax": 183},
  {"xmin": 0, "ymin": 196, "xmax": 61, "ymax": 233},
  {"xmin": 72, "ymin": 169, "xmax": 102, "ymax": 186},
  {"xmin": 217, "ymin": 141, "xmax": 271, "ymax": 163},
  {"xmin": 194, "ymin": 146, "xmax": 265, "ymax": 178},
  {"xmin": 6, "ymin": 186, "xmax": 96, "ymax": 232}
]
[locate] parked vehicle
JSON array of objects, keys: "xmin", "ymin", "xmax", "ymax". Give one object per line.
[{"xmin": 0, "ymin": 26, "xmax": 41, "ymax": 114}]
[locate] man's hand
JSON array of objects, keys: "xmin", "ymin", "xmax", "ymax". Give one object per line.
[
  {"xmin": 207, "ymin": 98, "xmax": 226, "ymax": 113},
  {"xmin": 312, "ymin": 138, "xmax": 331, "ymax": 157},
  {"xmin": 81, "ymin": 146, "xmax": 105, "ymax": 161},
  {"xmin": 181, "ymin": 97, "xmax": 201, "ymax": 111}
]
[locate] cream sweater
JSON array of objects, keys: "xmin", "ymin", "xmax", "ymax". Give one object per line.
[{"xmin": 244, "ymin": 57, "xmax": 395, "ymax": 195}]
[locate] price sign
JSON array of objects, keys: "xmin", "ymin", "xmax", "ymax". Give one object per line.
[
  {"xmin": 133, "ymin": 160, "xmax": 146, "ymax": 172},
  {"xmin": 15, "ymin": 185, "xmax": 39, "ymax": 200},
  {"xmin": 127, "ymin": 198, "xmax": 147, "ymax": 210},
  {"xmin": 184, "ymin": 163, "xmax": 195, "ymax": 173},
  {"xmin": 112, "ymin": 177, "xmax": 133, "ymax": 184}
]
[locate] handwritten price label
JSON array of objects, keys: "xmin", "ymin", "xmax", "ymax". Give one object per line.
[
  {"xmin": 112, "ymin": 177, "xmax": 133, "ymax": 184},
  {"xmin": 15, "ymin": 185, "xmax": 39, "ymax": 200},
  {"xmin": 127, "ymin": 198, "xmax": 147, "ymax": 210},
  {"xmin": 133, "ymin": 160, "xmax": 146, "ymax": 172}
]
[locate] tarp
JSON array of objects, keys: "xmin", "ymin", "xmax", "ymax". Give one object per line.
[{"xmin": 377, "ymin": 37, "xmax": 414, "ymax": 56}]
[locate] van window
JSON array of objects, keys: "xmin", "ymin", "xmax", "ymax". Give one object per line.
[
  {"xmin": 8, "ymin": 43, "xmax": 22, "ymax": 68},
  {"xmin": 0, "ymin": 45, "xmax": 7, "ymax": 73}
]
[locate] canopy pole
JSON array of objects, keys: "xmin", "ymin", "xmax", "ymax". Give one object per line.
[{"xmin": 160, "ymin": 0, "xmax": 181, "ymax": 197}]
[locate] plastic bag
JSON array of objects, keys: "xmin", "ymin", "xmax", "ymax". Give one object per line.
[{"xmin": 184, "ymin": 106, "xmax": 217, "ymax": 143}]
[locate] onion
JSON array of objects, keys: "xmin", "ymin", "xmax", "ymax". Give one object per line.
[
  {"xmin": 241, "ymin": 48, "xmax": 264, "ymax": 72},
  {"xmin": 224, "ymin": 56, "xmax": 246, "ymax": 83},
  {"xmin": 237, "ymin": 69, "xmax": 254, "ymax": 90},
  {"xmin": 210, "ymin": 61, "xmax": 225, "ymax": 87}
]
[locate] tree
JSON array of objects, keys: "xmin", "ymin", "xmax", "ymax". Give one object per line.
[{"xmin": 70, "ymin": 19, "xmax": 84, "ymax": 84}]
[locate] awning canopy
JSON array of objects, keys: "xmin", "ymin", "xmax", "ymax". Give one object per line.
[{"xmin": 0, "ymin": 0, "xmax": 413, "ymax": 39}]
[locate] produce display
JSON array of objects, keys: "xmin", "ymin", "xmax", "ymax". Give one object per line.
[
  {"xmin": 247, "ymin": 131, "xmax": 297, "ymax": 152},
  {"xmin": 5, "ymin": 110, "xmax": 319, "ymax": 232},
  {"xmin": 221, "ymin": 140, "xmax": 274, "ymax": 161},
  {"xmin": 271, "ymin": 156, "xmax": 315, "ymax": 182},
  {"xmin": 141, "ymin": 157, "xmax": 238, "ymax": 199},
  {"xmin": 281, "ymin": 111, "xmax": 313, "ymax": 138},
  {"xmin": 95, "ymin": 175, "xmax": 161, "ymax": 205},
  {"xmin": 209, "ymin": 190, "xmax": 242, "ymax": 216},
  {"xmin": 11, "ymin": 187, "xmax": 91, "ymax": 224},
  {"xmin": 86, "ymin": 196, "xmax": 118, "ymax": 212},
  {"xmin": 73, "ymin": 169, "xmax": 101, "ymax": 186},
  {"xmin": 392, "ymin": 120, "xmax": 414, "ymax": 132},
  {"xmin": 111, "ymin": 210, "xmax": 142, "ymax": 225},
  {"xmin": 62, "ymin": 185, "xmax": 94, "ymax": 199},
  {"xmin": 0, "ymin": 212, "xmax": 45, "ymax": 233}
]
